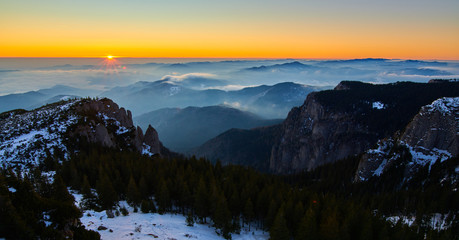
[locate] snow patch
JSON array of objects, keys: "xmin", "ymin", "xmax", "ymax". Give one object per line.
[
  {"xmin": 372, "ymin": 101, "xmax": 385, "ymax": 110},
  {"xmin": 403, "ymin": 142, "xmax": 452, "ymax": 168},
  {"xmin": 73, "ymin": 193, "xmax": 268, "ymax": 240}
]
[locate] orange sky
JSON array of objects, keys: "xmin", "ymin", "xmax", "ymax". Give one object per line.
[{"xmin": 1, "ymin": 0, "xmax": 458, "ymax": 59}]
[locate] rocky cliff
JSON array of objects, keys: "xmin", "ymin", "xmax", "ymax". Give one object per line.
[
  {"xmin": 269, "ymin": 80, "xmax": 459, "ymax": 174},
  {"xmin": 355, "ymin": 97, "xmax": 459, "ymax": 181},
  {"xmin": 269, "ymin": 91, "xmax": 376, "ymax": 173},
  {"xmin": 0, "ymin": 98, "xmax": 165, "ymax": 170}
]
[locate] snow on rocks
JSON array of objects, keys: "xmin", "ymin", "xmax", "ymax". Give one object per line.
[
  {"xmin": 424, "ymin": 97, "xmax": 459, "ymax": 116},
  {"xmin": 372, "ymin": 101, "xmax": 385, "ymax": 110},
  {"xmin": 386, "ymin": 213, "xmax": 453, "ymax": 231}
]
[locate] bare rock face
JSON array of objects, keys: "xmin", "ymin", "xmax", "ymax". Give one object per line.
[
  {"xmin": 269, "ymin": 92, "xmax": 375, "ymax": 173},
  {"xmin": 354, "ymin": 97, "xmax": 459, "ymax": 181},
  {"xmin": 144, "ymin": 125, "xmax": 161, "ymax": 154},
  {"xmin": 69, "ymin": 98, "xmax": 162, "ymax": 155},
  {"xmin": 401, "ymin": 97, "xmax": 458, "ymax": 156}
]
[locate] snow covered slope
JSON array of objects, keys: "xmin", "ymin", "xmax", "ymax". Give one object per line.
[
  {"xmin": 73, "ymin": 194, "xmax": 268, "ymax": 240},
  {"xmin": 0, "ymin": 98, "xmax": 163, "ymax": 171},
  {"xmin": 0, "ymin": 100, "xmax": 78, "ymax": 170}
]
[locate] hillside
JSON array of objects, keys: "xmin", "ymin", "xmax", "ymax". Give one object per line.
[
  {"xmin": 1, "ymin": 92, "xmax": 457, "ymax": 240},
  {"xmin": 135, "ymin": 105, "xmax": 282, "ymax": 152}
]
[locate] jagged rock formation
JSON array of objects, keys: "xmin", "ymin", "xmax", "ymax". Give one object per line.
[
  {"xmin": 0, "ymin": 98, "xmax": 165, "ymax": 170},
  {"xmin": 70, "ymin": 98, "xmax": 162, "ymax": 154},
  {"xmin": 355, "ymin": 97, "xmax": 459, "ymax": 181}
]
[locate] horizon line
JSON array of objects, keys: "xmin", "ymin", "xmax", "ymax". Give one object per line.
[{"xmin": 1, "ymin": 56, "xmax": 458, "ymax": 61}]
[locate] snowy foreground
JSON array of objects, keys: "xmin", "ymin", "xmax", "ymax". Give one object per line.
[{"xmin": 73, "ymin": 193, "xmax": 268, "ymax": 240}]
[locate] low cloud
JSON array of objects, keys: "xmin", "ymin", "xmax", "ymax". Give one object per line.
[{"xmin": 161, "ymin": 73, "xmax": 216, "ymax": 82}]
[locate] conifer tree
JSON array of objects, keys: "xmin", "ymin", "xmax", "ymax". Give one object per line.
[
  {"xmin": 186, "ymin": 211, "xmax": 195, "ymax": 227},
  {"xmin": 213, "ymin": 193, "xmax": 232, "ymax": 240},
  {"xmin": 269, "ymin": 208, "xmax": 289, "ymax": 240},
  {"xmin": 52, "ymin": 175, "xmax": 74, "ymax": 203},
  {"xmin": 156, "ymin": 180, "xmax": 170, "ymax": 213},
  {"xmin": 96, "ymin": 171, "xmax": 117, "ymax": 209},
  {"xmin": 296, "ymin": 208, "xmax": 318, "ymax": 240},
  {"xmin": 127, "ymin": 176, "xmax": 141, "ymax": 206},
  {"xmin": 243, "ymin": 198, "xmax": 255, "ymax": 231},
  {"xmin": 319, "ymin": 209, "xmax": 340, "ymax": 240},
  {"xmin": 194, "ymin": 177, "xmax": 209, "ymax": 223}
]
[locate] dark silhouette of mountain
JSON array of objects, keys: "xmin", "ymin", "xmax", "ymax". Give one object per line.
[
  {"xmin": 245, "ymin": 61, "xmax": 316, "ymax": 72},
  {"xmin": 191, "ymin": 125, "xmax": 282, "ymax": 171},
  {"xmin": 135, "ymin": 105, "xmax": 282, "ymax": 152}
]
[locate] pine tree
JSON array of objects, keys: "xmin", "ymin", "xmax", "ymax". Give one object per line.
[
  {"xmin": 213, "ymin": 193, "xmax": 232, "ymax": 239},
  {"xmin": 296, "ymin": 208, "xmax": 318, "ymax": 240},
  {"xmin": 186, "ymin": 211, "xmax": 195, "ymax": 227},
  {"xmin": 127, "ymin": 176, "xmax": 141, "ymax": 206},
  {"xmin": 52, "ymin": 175, "xmax": 74, "ymax": 203},
  {"xmin": 243, "ymin": 198, "xmax": 255, "ymax": 231},
  {"xmin": 139, "ymin": 176, "xmax": 149, "ymax": 199},
  {"xmin": 156, "ymin": 180, "xmax": 170, "ymax": 213},
  {"xmin": 319, "ymin": 209, "xmax": 340, "ymax": 240},
  {"xmin": 194, "ymin": 177, "xmax": 209, "ymax": 223},
  {"xmin": 96, "ymin": 171, "xmax": 118, "ymax": 209},
  {"xmin": 269, "ymin": 208, "xmax": 290, "ymax": 240}
]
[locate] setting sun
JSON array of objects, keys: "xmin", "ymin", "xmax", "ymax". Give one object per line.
[{"xmin": 107, "ymin": 55, "xmax": 114, "ymax": 60}]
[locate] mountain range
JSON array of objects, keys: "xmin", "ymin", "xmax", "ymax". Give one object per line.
[
  {"xmin": 102, "ymin": 80, "xmax": 324, "ymax": 118},
  {"xmin": 1, "ymin": 79, "xmax": 458, "ymax": 239},
  {"xmin": 134, "ymin": 105, "xmax": 282, "ymax": 152}
]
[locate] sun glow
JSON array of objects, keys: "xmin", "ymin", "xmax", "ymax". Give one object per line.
[{"xmin": 99, "ymin": 55, "xmax": 122, "ymax": 73}]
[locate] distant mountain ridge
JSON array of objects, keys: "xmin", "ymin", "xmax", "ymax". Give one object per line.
[
  {"xmin": 135, "ymin": 105, "xmax": 282, "ymax": 152},
  {"xmin": 103, "ymin": 81, "xmax": 324, "ymax": 118},
  {"xmin": 0, "ymin": 85, "xmax": 100, "ymax": 113}
]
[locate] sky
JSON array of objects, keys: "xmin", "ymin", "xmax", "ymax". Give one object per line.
[{"xmin": 1, "ymin": 0, "xmax": 459, "ymax": 59}]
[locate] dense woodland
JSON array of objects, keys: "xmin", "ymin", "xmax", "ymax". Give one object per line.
[{"xmin": 2, "ymin": 141, "xmax": 457, "ymax": 239}]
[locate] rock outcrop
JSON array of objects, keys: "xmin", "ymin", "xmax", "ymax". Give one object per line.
[
  {"xmin": 70, "ymin": 98, "xmax": 163, "ymax": 155},
  {"xmin": 355, "ymin": 97, "xmax": 459, "ymax": 181},
  {"xmin": 401, "ymin": 97, "xmax": 458, "ymax": 156}
]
